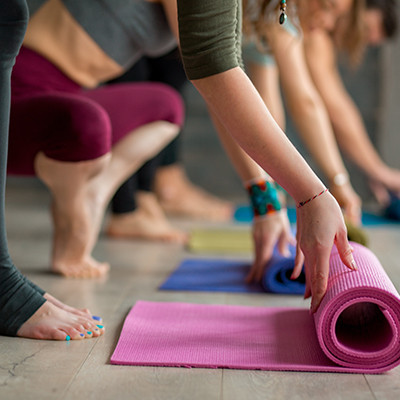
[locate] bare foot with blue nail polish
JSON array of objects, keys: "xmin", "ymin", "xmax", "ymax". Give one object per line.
[
  {"xmin": 17, "ymin": 301, "xmax": 105, "ymax": 340},
  {"xmin": 43, "ymin": 293, "xmax": 102, "ymax": 322}
]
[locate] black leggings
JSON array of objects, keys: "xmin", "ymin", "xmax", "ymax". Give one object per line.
[
  {"xmin": 110, "ymin": 48, "xmax": 188, "ymax": 214},
  {"xmin": 0, "ymin": 0, "xmax": 46, "ymax": 336}
]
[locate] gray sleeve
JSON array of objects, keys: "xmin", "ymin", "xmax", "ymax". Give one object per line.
[{"xmin": 177, "ymin": 0, "xmax": 243, "ymax": 80}]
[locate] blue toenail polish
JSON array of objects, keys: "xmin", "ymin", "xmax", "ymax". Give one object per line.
[
  {"xmin": 80, "ymin": 333, "xmax": 84, "ymax": 337},
  {"xmin": 87, "ymin": 331, "xmax": 92, "ymax": 335},
  {"xmin": 66, "ymin": 335, "xmax": 71, "ymax": 341},
  {"xmin": 92, "ymin": 316, "xmax": 101, "ymax": 321},
  {"xmin": 96, "ymin": 325, "xmax": 104, "ymax": 329}
]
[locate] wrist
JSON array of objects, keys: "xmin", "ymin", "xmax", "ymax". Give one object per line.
[
  {"xmin": 246, "ymin": 178, "xmax": 283, "ymax": 219},
  {"xmin": 329, "ymin": 172, "xmax": 349, "ymax": 188},
  {"xmin": 368, "ymin": 164, "xmax": 391, "ymax": 184}
]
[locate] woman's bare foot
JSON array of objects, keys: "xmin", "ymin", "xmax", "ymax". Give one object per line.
[
  {"xmin": 43, "ymin": 293, "xmax": 102, "ymax": 322},
  {"xmin": 52, "ymin": 256, "xmax": 110, "ymax": 279},
  {"xmin": 106, "ymin": 191, "xmax": 188, "ymax": 243},
  {"xmin": 17, "ymin": 301, "xmax": 105, "ymax": 340},
  {"xmin": 154, "ymin": 164, "xmax": 234, "ymax": 221},
  {"xmin": 34, "ymin": 153, "xmax": 111, "ymax": 279},
  {"xmin": 50, "ymin": 200, "xmax": 110, "ymax": 278}
]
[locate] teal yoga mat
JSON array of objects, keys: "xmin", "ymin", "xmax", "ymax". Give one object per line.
[{"xmin": 234, "ymin": 205, "xmax": 399, "ymax": 226}]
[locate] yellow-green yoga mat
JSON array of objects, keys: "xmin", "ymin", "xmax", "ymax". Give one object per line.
[{"xmin": 188, "ymin": 229, "xmax": 253, "ymax": 253}]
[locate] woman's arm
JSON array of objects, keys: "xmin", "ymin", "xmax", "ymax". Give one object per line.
[
  {"xmin": 304, "ymin": 29, "xmax": 400, "ymax": 201},
  {"xmin": 161, "ymin": 0, "xmax": 294, "ymax": 280},
  {"xmin": 174, "ymin": 0, "xmax": 356, "ymax": 311},
  {"xmin": 266, "ymin": 25, "xmax": 361, "ymax": 224}
]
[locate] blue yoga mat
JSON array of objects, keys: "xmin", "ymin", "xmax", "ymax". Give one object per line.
[
  {"xmin": 234, "ymin": 205, "xmax": 400, "ymax": 226},
  {"xmin": 160, "ymin": 245, "xmax": 305, "ymax": 295}
]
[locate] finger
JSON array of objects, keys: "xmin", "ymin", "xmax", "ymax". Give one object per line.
[
  {"xmin": 344, "ymin": 204, "xmax": 360, "ymax": 227},
  {"xmin": 255, "ymin": 243, "xmax": 275, "ymax": 282},
  {"xmin": 310, "ymin": 249, "xmax": 331, "ymax": 313},
  {"xmin": 369, "ymin": 180, "xmax": 390, "ymax": 206},
  {"xmin": 277, "ymin": 234, "xmax": 290, "ymax": 258},
  {"xmin": 304, "ymin": 278, "xmax": 312, "ymax": 299},
  {"xmin": 303, "ymin": 258, "xmax": 312, "ymax": 299},
  {"xmin": 247, "ymin": 241, "xmax": 274, "ymax": 283},
  {"xmin": 245, "ymin": 263, "xmax": 258, "ymax": 283},
  {"xmin": 291, "ymin": 242, "xmax": 304, "ymax": 280},
  {"xmin": 336, "ymin": 228, "xmax": 357, "ymax": 272}
]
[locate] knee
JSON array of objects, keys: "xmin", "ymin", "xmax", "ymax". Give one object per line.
[
  {"xmin": 0, "ymin": 0, "xmax": 29, "ymax": 60},
  {"xmin": 45, "ymin": 100, "xmax": 112, "ymax": 162},
  {"xmin": 151, "ymin": 84, "xmax": 185, "ymax": 127}
]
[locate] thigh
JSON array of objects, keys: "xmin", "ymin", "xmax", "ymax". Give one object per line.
[
  {"xmin": 81, "ymin": 81, "xmax": 184, "ymax": 145},
  {"xmin": 8, "ymin": 92, "xmax": 112, "ymax": 175}
]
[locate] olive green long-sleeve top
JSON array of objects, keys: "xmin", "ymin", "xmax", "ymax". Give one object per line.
[{"xmin": 177, "ymin": 0, "xmax": 243, "ymax": 80}]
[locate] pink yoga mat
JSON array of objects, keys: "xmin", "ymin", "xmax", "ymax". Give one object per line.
[{"xmin": 111, "ymin": 243, "xmax": 400, "ymax": 373}]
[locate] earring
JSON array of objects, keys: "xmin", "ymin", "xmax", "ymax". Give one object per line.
[{"xmin": 279, "ymin": 0, "xmax": 287, "ymax": 25}]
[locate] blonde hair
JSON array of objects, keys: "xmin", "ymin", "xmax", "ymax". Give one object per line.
[
  {"xmin": 335, "ymin": 0, "xmax": 367, "ymax": 66},
  {"xmin": 242, "ymin": 0, "xmax": 298, "ymax": 50}
]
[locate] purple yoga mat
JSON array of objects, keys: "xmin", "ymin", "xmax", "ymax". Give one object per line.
[{"xmin": 111, "ymin": 243, "xmax": 400, "ymax": 373}]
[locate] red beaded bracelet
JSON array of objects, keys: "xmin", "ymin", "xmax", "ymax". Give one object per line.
[{"xmin": 297, "ymin": 188, "xmax": 329, "ymax": 209}]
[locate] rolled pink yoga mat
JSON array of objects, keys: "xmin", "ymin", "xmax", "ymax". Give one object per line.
[{"xmin": 111, "ymin": 243, "xmax": 400, "ymax": 373}]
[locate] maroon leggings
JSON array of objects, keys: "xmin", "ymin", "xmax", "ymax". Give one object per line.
[{"xmin": 8, "ymin": 47, "xmax": 184, "ymax": 175}]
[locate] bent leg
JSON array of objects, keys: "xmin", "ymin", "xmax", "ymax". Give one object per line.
[
  {"xmin": 0, "ymin": 0, "xmax": 47, "ymax": 336},
  {"xmin": 10, "ymin": 91, "xmax": 114, "ymax": 278},
  {"xmin": 83, "ymin": 83, "xmax": 186, "ymax": 241}
]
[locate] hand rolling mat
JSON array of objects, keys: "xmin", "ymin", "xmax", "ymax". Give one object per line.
[
  {"xmin": 160, "ymin": 245, "xmax": 305, "ymax": 295},
  {"xmin": 112, "ymin": 243, "xmax": 400, "ymax": 373},
  {"xmin": 234, "ymin": 205, "xmax": 399, "ymax": 226}
]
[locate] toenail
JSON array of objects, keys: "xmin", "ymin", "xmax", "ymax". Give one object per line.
[
  {"xmin": 80, "ymin": 333, "xmax": 85, "ymax": 337},
  {"xmin": 96, "ymin": 325, "xmax": 104, "ymax": 329},
  {"xmin": 66, "ymin": 335, "xmax": 71, "ymax": 341},
  {"xmin": 87, "ymin": 331, "xmax": 92, "ymax": 335},
  {"xmin": 92, "ymin": 316, "xmax": 101, "ymax": 321}
]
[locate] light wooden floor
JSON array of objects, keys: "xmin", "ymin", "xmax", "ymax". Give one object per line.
[{"xmin": 1, "ymin": 179, "xmax": 400, "ymax": 400}]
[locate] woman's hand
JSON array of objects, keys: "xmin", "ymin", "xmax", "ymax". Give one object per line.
[
  {"xmin": 246, "ymin": 210, "xmax": 295, "ymax": 283},
  {"xmin": 370, "ymin": 166, "xmax": 400, "ymax": 206},
  {"xmin": 329, "ymin": 182, "xmax": 362, "ymax": 226},
  {"xmin": 291, "ymin": 191, "xmax": 357, "ymax": 313}
]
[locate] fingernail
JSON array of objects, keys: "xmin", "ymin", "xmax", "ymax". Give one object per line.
[
  {"xmin": 351, "ymin": 260, "xmax": 358, "ymax": 270},
  {"xmin": 96, "ymin": 325, "xmax": 104, "ymax": 329},
  {"xmin": 87, "ymin": 331, "xmax": 92, "ymax": 335},
  {"xmin": 92, "ymin": 316, "xmax": 101, "ymax": 321},
  {"xmin": 80, "ymin": 333, "xmax": 84, "ymax": 337},
  {"xmin": 66, "ymin": 335, "xmax": 71, "ymax": 341}
]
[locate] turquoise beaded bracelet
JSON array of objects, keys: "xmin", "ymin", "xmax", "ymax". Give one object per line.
[{"xmin": 246, "ymin": 179, "xmax": 282, "ymax": 218}]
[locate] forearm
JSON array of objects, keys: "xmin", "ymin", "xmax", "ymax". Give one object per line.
[
  {"xmin": 192, "ymin": 67, "xmax": 325, "ymax": 203},
  {"xmin": 286, "ymin": 91, "xmax": 348, "ymax": 185},
  {"xmin": 208, "ymin": 108, "xmax": 268, "ymax": 183},
  {"xmin": 329, "ymin": 99, "xmax": 386, "ymax": 179}
]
